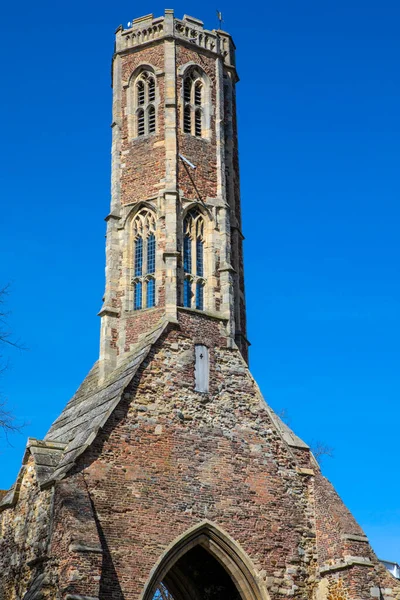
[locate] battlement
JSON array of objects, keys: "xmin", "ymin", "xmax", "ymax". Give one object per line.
[{"xmin": 115, "ymin": 10, "xmax": 236, "ymax": 68}]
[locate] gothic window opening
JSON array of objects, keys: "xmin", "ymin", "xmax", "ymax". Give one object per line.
[
  {"xmin": 132, "ymin": 209, "xmax": 157, "ymax": 310},
  {"xmin": 183, "ymin": 209, "xmax": 205, "ymax": 311},
  {"xmin": 135, "ymin": 71, "xmax": 157, "ymax": 137},
  {"xmin": 182, "ymin": 68, "xmax": 205, "ymax": 137},
  {"xmin": 194, "ymin": 109, "xmax": 202, "ymax": 137},
  {"xmin": 150, "ymin": 545, "xmax": 242, "ymax": 600},
  {"xmin": 148, "ymin": 105, "xmax": 156, "ymax": 133},
  {"xmin": 137, "ymin": 109, "xmax": 145, "ymax": 136},
  {"xmin": 184, "ymin": 105, "xmax": 191, "ymax": 134}
]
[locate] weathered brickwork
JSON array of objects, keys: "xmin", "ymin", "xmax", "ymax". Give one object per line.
[
  {"xmin": 1, "ymin": 10, "xmax": 399, "ymax": 600},
  {"xmin": 0, "ymin": 457, "xmax": 56, "ymax": 599},
  {"xmin": 120, "ymin": 45, "xmax": 166, "ymax": 205},
  {"xmin": 176, "ymin": 46, "xmax": 218, "ymax": 201}
]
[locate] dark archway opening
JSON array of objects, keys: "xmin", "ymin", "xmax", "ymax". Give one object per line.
[{"xmin": 153, "ymin": 545, "xmax": 242, "ymax": 600}]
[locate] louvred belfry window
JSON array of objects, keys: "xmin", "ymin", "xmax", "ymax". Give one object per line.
[
  {"xmin": 132, "ymin": 209, "xmax": 157, "ymax": 310},
  {"xmin": 182, "ymin": 69, "xmax": 204, "ymax": 137},
  {"xmin": 135, "ymin": 71, "xmax": 157, "ymax": 137},
  {"xmin": 183, "ymin": 209, "xmax": 205, "ymax": 310}
]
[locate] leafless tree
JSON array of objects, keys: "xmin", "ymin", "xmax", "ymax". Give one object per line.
[
  {"xmin": 275, "ymin": 408, "xmax": 334, "ymax": 465},
  {"xmin": 309, "ymin": 441, "xmax": 334, "ymax": 464},
  {"xmin": 0, "ymin": 284, "xmax": 24, "ymax": 437}
]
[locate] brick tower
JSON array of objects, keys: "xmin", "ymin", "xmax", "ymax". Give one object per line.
[
  {"xmin": 99, "ymin": 10, "xmax": 247, "ymax": 381},
  {"xmin": 1, "ymin": 11, "xmax": 399, "ymax": 600}
]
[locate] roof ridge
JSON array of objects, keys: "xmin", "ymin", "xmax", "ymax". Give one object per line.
[{"xmin": 40, "ymin": 318, "xmax": 170, "ymax": 488}]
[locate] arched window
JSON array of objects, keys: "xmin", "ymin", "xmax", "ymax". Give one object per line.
[
  {"xmin": 183, "ymin": 209, "xmax": 205, "ymax": 310},
  {"xmin": 182, "ymin": 68, "xmax": 205, "ymax": 137},
  {"xmin": 135, "ymin": 71, "xmax": 157, "ymax": 137},
  {"xmin": 132, "ymin": 209, "xmax": 156, "ymax": 310}
]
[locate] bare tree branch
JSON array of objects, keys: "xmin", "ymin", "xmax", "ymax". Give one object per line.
[
  {"xmin": 0, "ymin": 284, "xmax": 25, "ymax": 439},
  {"xmin": 275, "ymin": 407, "xmax": 334, "ymax": 466},
  {"xmin": 309, "ymin": 440, "xmax": 334, "ymax": 464}
]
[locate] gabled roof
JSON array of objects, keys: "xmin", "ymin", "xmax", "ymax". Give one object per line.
[
  {"xmin": 41, "ymin": 319, "xmax": 169, "ymax": 486},
  {"xmin": 0, "ymin": 319, "xmax": 169, "ymax": 509},
  {"xmin": 1, "ymin": 314, "xmax": 312, "ymax": 510}
]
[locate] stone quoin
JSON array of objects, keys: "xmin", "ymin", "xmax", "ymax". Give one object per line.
[{"xmin": 0, "ymin": 10, "xmax": 398, "ymax": 600}]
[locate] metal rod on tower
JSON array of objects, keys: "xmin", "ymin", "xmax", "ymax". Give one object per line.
[{"xmin": 216, "ymin": 10, "xmax": 223, "ymax": 30}]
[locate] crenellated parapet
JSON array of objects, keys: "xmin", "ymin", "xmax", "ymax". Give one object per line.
[{"xmin": 115, "ymin": 10, "xmax": 236, "ymax": 70}]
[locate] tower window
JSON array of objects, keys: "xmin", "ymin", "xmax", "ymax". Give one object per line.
[
  {"xmin": 182, "ymin": 68, "xmax": 206, "ymax": 137},
  {"xmin": 184, "ymin": 278, "xmax": 192, "ymax": 308},
  {"xmin": 196, "ymin": 238, "xmax": 204, "ymax": 277},
  {"xmin": 148, "ymin": 77, "xmax": 155, "ymax": 102},
  {"xmin": 137, "ymin": 80, "xmax": 145, "ymax": 105},
  {"xmin": 134, "ymin": 237, "xmax": 143, "ymax": 276},
  {"xmin": 148, "ymin": 105, "xmax": 156, "ymax": 133},
  {"xmin": 146, "ymin": 277, "xmax": 155, "ymax": 308},
  {"xmin": 184, "ymin": 234, "xmax": 192, "ymax": 273},
  {"xmin": 147, "ymin": 233, "xmax": 156, "ymax": 274},
  {"xmin": 137, "ymin": 109, "xmax": 145, "ymax": 136},
  {"xmin": 135, "ymin": 71, "xmax": 157, "ymax": 137},
  {"xmin": 132, "ymin": 209, "xmax": 157, "ymax": 311},
  {"xmin": 134, "ymin": 281, "xmax": 142, "ymax": 311},
  {"xmin": 194, "ymin": 82, "xmax": 202, "ymax": 106},
  {"xmin": 195, "ymin": 109, "xmax": 202, "ymax": 137},
  {"xmin": 195, "ymin": 282, "xmax": 204, "ymax": 311},
  {"xmin": 183, "ymin": 209, "xmax": 206, "ymax": 311},
  {"xmin": 184, "ymin": 106, "xmax": 191, "ymax": 134}
]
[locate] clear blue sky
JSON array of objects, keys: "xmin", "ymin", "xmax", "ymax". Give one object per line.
[{"xmin": 1, "ymin": 0, "xmax": 399, "ymax": 562}]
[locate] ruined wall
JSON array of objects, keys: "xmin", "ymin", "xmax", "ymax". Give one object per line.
[
  {"xmin": 0, "ymin": 457, "xmax": 55, "ymax": 600},
  {"xmin": 62, "ymin": 315, "xmax": 318, "ymax": 600}
]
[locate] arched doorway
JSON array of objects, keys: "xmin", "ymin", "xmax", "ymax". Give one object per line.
[{"xmin": 143, "ymin": 521, "xmax": 269, "ymax": 600}]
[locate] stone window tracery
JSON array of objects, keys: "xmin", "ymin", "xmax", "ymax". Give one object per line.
[
  {"xmin": 183, "ymin": 68, "xmax": 205, "ymax": 137},
  {"xmin": 135, "ymin": 71, "xmax": 157, "ymax": 136},
  {"xmin": 132, "ymin": 209, "xmax": 156, "ymax": 310},
  {"xmin": 183, "ymin": 208, "xmax": 205, "ymax": 310}
]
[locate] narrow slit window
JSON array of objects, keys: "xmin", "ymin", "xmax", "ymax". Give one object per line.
[
  {"xmin": 182, "ymin": 69, "xmax": 206, "ymax": 136},
  {"xmin": 184, "ymin": 106, "xmax": 191, "ymax": 134},
  {"xmin": 195, "ymin": 282, "xmax": 204, "ymax": 311},
  {"xmin": 195, "ymin": 344, "xmax": 209, "ymax": 393},
  {"xmin": 148, "ymin": 105, "xmax": 156, "ymax": 133},
  {"xmin": 196, "ymin": 239, "xmax": 204, "ymax": 276},
  {"xmin": 194, "ymin": 82, "xmax": 202, "ymax": 106},
  {"xmin": 134, "ymin": 281, "xmax": 142, "ymax": 311},
  {"xmin": 137, "ymin": 81, "xmax": 145, "ymax": 105},
  {"xmin": 184, "ymin": 235, "xmax": 192, "ymax": 273},
  {"xmin": 184, "ymin": 278, "xmax": 192, "ymax": 308},
  {"xmin": 148, "ymin": 77, "xmax": 155, "ymax": 102},
  {"xmin": 184, "ymin": 78, "xmax": 191, "ymax": 104},
  {"xmin": 195, "ymin": 109, "xmax": 202, "ymax": 137},
  {"xmin": 147, "ymin": 234, "xmax": 155, "ymax": 274},
  {"xmin": 137, "ymin": 110, "xmax": 145, "ymax": 136},
  {"xmin": 135, "ymin": 237, "xmax": 143, "ymax": 276},
  {"xmin": 146, "ymin": 278, "xmax": 155, "ymax": 308}
]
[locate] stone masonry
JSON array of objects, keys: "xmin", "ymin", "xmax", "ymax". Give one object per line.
[{"xmin": 1, "ymin": 10, "xmax": 399, "ymax": 600}]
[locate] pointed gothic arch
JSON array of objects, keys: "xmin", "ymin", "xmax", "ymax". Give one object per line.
[
  {"xmin": 142, "ymin": 521, "xmax": 270, "ymax": 600},
  {"xmin": 179, "ymin": 63, "xmax": 212, "ymax": 139},
  {"xmin": 125, "ymin": 205, "xmax": 157, "ymax": 311}
]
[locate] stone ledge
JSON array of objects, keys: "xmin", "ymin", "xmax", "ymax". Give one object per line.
[
  {"xmin": 178, "ymin": 306, "xmax": 228, "ymax": 322},
  {"xmin": 296, "ymin": 467, "xmax": 314, "ymax": 476},
  {"xmin": 69, "ymin": 543, "xmax": 103, "ymax": 554},
  {"xmin": 319, "ymin": 557, "xmax": 374, "ymax": 575},
  {"xmin": 341, "ymin": 533, "xmax": 369, "ymax": 543}
]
